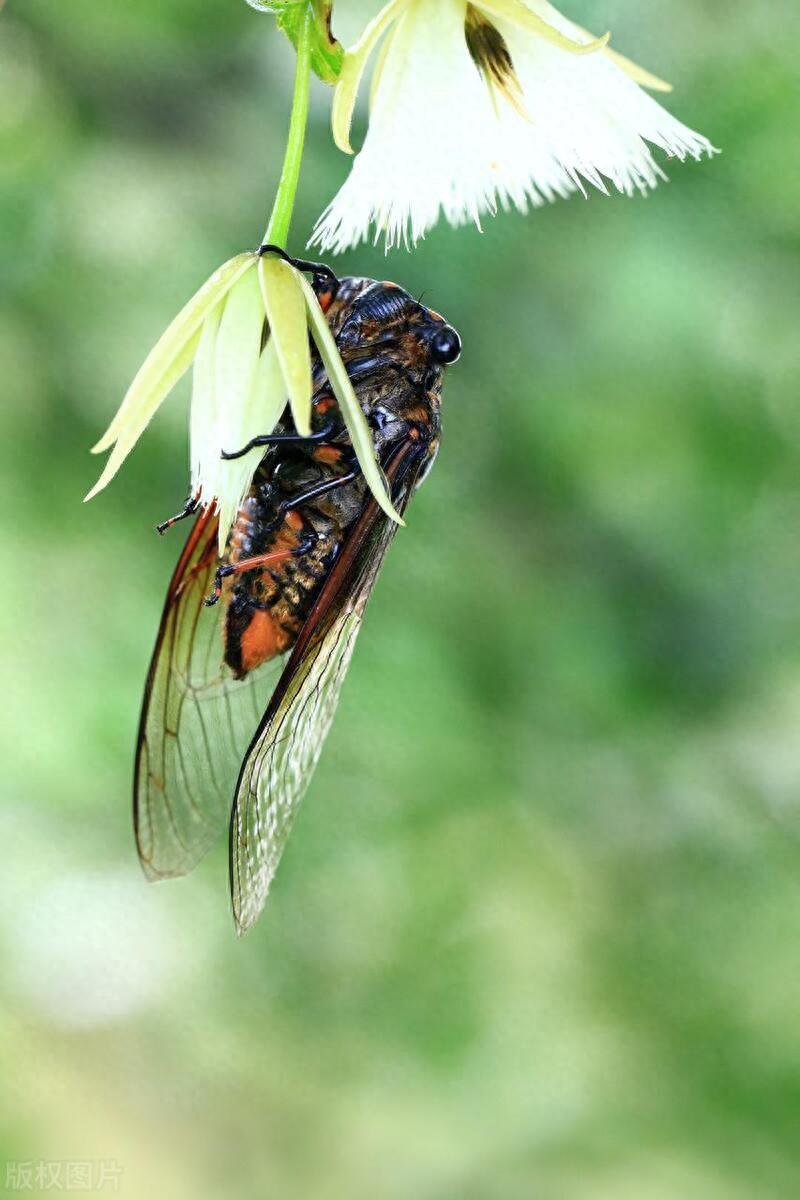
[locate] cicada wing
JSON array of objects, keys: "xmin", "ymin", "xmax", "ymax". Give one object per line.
[
  {"xmin": 135, "ymin": 508, "xmax": 287, "ymax": 881},
  {"xmin": 230, "ymin": 444, "xmax": 425, "ymax": 933}
]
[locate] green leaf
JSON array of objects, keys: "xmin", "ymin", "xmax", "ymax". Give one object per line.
[{"xmin": 248, "ymin": 1, "xmax": 343, "ymax": 84}]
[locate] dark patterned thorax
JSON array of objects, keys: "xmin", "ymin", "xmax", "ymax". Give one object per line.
[{"xmin": 221, "ymin": 276, "xmax": 457, "ymax": 680}]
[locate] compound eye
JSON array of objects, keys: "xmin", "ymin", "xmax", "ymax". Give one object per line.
[{"xmin": 430, "ymin": 325, "xmax": 462, "ymax": 365}]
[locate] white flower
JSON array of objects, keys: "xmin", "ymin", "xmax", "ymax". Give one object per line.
[
  {"xmin": 86, "ymin": 250, "xmax": 401, "ymax": 551},
  {"xmin": 312, "ymin": 0, "xmax": 715, "ymax": 253}
]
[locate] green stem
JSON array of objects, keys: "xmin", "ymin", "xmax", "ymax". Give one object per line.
[{"xmin": 264, "ymin": 7, "xmax": 314, "ymax": 248}]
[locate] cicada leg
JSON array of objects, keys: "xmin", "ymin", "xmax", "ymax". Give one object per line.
[
  {"xmin": 204, "ymin": 534, "xmax": 318, "ymax": 609},
  {"xmin": 257, "ymin": 243, "xmax": 339, "ymax": 307},
  {"xmin": 221, "ymin": 420, "xmax": 337, "ymax": 462},
  {"xmin": 156, "ymin": 491, "xmax": 200, "ymax": 536}
]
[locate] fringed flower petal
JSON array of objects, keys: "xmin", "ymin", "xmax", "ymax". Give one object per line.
[
  {"xmin": 313, "ymin": 0, "xmax": 714, "ymax": 254},
  {"xmin": 497, "ymin": 12, "xmax": 714, "ymax": 199}
]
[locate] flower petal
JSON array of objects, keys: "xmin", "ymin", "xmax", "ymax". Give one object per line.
[
  {"xmin": 258, "ymin": 256, "xmax": 312, "ymax": 438},
  {"xmin": 211, "ymin": 267, "xmax": 267, "ymax": 544},
  {"xmin": 84, "ymin": 325, "xmax": 203, "ymax": 502},
  {"xmin": 332, "ymin": 0, "xmax": 409, "ymax": 153},
  {"xmin": 602, "ymin": 45, "xmax": 672, "ymax": 94},
  {"xmin": 217, "ymin": 340, "xmax": 287, "ymax": 553},
  {"xmin": 313, "ymin": 0, "xmax": 504, "ymax": 253},
  {"xmin": 91, "ymin": 253, "xmax": 256, "ymax": 455},
  {"xmin": 299, "ymin": 274, "xmax": 404, "ymax": 527},
  {"xmin": 312, "ymin": 0, "xmax": 713, "ymax": 254},
  {"xmin": 478, "ymin": 0, "xmax": 609, "ymax": 55},
  {"xmin": 190, "ymin": 303, "xmax": 224, "ymax": 509},
  {"xmin": 497, "ymin": 13, "xmax": 715, "ymax": 198},
  {"xmin": 368, "ymin": 22, "xmax": 394, "ymax": 111},
  {"xmin": 507, "ymin": 1, "xmax": 673, "ymax": 91}
]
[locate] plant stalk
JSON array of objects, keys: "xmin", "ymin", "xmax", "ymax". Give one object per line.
[{"xmin": 264, "ymin": 6, "xmax": 314, "ymax": 248}]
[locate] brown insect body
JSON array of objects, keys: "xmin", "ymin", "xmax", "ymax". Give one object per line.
[
  {"xmin": 223, "ymin": 276, "xmax": 447, "ymax": 679},
  {"xmin": 135, "ymin": 269, "xmax": 461, "ymax": 932}
]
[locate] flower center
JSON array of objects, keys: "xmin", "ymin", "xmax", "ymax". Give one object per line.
[{"xmin": 464, "ymin": 4, "xmax": 528, "ymax": 119}]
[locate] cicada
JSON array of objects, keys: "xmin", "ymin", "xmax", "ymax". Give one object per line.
[{"xmin": 135, "ymin": 253, "xmax": 461, "ymax": 933}]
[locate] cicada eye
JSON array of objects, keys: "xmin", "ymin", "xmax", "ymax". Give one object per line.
[{"xmin": 430, "ymin": 325, "xmax": 462, "ymax": 365}]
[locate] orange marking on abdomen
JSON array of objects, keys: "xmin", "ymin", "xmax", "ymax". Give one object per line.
[
  {"xmin": 313, "ymin": 445, "xmax": 343, "ymax": 465},
  {"xmin": 239, "ymin": 609, "xmax": 293, "ymax": 673}
]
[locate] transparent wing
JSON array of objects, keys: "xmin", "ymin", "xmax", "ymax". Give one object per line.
[
  {"xmin": 135, "ymin": 508, "xmax": 287, "ymax": 880},
  {"xmin": 230, "ymin": 444, "xmax": 424, "ymax": 933}
]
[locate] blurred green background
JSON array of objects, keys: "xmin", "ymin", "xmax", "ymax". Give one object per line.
[{"xmin": 2, "ymin": 1, "xmax": 799, "ymax": 1196}]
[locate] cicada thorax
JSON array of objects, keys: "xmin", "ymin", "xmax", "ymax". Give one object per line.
[{"xmin": 219, "ymin": 275, "xmax": 461, "ymax": 680}]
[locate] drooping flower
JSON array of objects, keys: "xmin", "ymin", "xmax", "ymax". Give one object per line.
[
  {"xmin": 311, "ymin": 0, "xmax": 715, "ymax": 253},
  {"xmin": 86, "ymin": 250, "xmax": 401, "ymax": 551}
]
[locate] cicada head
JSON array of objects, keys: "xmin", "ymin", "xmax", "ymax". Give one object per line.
[{"xmin": 318, "ymin": 276, "xmax": 460, "ymax": 442}]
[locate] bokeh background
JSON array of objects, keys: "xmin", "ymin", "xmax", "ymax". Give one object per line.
[{"xmin": 2, "ymin": 1, "xmax": 799, "ymax": 1196}]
